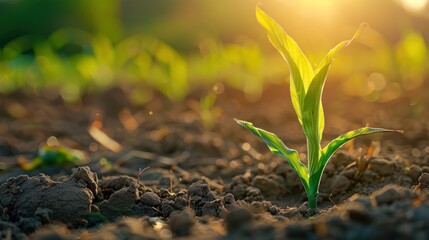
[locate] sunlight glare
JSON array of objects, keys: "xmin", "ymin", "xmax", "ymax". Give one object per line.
[
  {"xmin": 275, "ymin": 0, "xmax": 338, "ymax": 21},
  {"xmin": 399, "ymin": 0, "xmax": 428, "ymax": 12},
  {"xmin": 299, "ymin": 0, "xmax": 337, "ymax": 18}
]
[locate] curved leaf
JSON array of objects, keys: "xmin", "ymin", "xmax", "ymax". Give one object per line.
[
  {"xmin": 320, "ymin": 127, "xmax": 401, "ymax": 170},
  {"xmin": 303, "ymin": 24, "xmax": 366, "ymax": 145},
  {"xmin": 256, "ymin": 6, "xmax": 314, "ymax": 124},
  {"xmin": 235, "ymin": 119, "xmax": 309, "ymax": 186}
]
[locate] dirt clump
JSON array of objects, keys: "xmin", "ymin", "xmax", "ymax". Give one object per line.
[
  {"xmin": 0, "ymin": 167, "xmax": 95, "ymax": 227},
  {"xmin": 169, "ymin": 207, "xmax": 196, "ymax": 236},
  {"xmin": 188, "ymin": 182, "xmax": 219, "ymax": 216},
  {"xmin": 140, "ymin": 191, "xmax": 161, "ymax": 206},
  {"xmin": 0, "ymin": 221, "xmax": 28, "ymax": 240},
  {"xmin": 330, "ymin": 175, "xmax": 351, "ymax": 193},
  {"xmin": 252, "ymin": 174, "xmax": 286, "ymax": 198},
  {"xmin": 1, "ymin": 87, "xmax": 429, "ymax": 239},
  {"xmin": 369, "ymin": 158, "xmax": 395, "ymax": 177},
  {"xmin": 97, "ymin": 182, "xmax": 139, "ymax": 220}
]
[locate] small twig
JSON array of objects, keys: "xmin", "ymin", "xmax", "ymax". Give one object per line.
[
  {"xmin": 151, "ymin": 207, "xmax": 163, "ymax": 215},
  {"xmin": 171, "ymin": 165, "xmax": 190, "ymax": 178},
  {"xmin": 200, "ymin": 176, "xmax": 224, "ymax": 191},
  {"xmin": 188, "ymin": 196, "xmax": 192, "ymax": 208},
  {"xmin": 328, "ymin": 193, "xmax": 336, "ymax": 207},
  {"xmin": 114, "ymin": 150, "xmax": 187, "ymax": 168},
  {"xmin": 137, "ymin": 167, "xmax": 150, "ymax": 186}
]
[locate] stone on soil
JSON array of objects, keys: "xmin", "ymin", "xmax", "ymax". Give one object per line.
[
  {"xmin": 140, "ymin": 192, "xmax": 161, "ymax": 206},
  {"xmin": 408, "ymin": 165, "xmax": 422, "ymax": 182}
]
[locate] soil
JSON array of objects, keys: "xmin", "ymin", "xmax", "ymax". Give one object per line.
[{"xmin": 0, "ymin": 82, "xmax": 429, "ymax": 240}]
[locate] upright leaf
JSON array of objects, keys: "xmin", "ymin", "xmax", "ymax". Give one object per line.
[
  {"xmin": 303, "ymin": 24, "xmax": 366, "ymax": 145},
  {"xmin": 256, "ymin": 6, "xmax": 314, "ymax": 124},
  {"xmin": 235, "ymin": 119, "xmax": 309, "ymax": 188}
]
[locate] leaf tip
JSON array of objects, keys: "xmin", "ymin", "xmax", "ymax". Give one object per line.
[
  {"xmin": 360, "ymin": 22, "xmax": 369, "ymax": 30},
  {"xmin": 345, "ymin": 23, "xmax": 369, "ymax": 47},
  {"xmin": 234, "ymin": 118, "xmax": 246, "ymax": 126}
]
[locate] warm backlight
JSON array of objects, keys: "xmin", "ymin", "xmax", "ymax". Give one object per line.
[{"xmin": 399, "ymin": 0, "xmax": 428, "ymax": 12}]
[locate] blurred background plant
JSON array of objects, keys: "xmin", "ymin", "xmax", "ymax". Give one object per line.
[
  {"xmin": 0, "ymin": 0, "xmax": 428, "ymax": 106},
  {"xmin": 188, "ymin": 86, "xmax": 223, "ymax": 130}
]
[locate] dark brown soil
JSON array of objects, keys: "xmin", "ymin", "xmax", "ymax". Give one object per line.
[{"xmin": 1, "ymin": 82, "xmax": 428, "ymax": 240}]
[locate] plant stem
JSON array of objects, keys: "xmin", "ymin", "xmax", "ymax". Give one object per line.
[
  {"xmin": 307, "ymin": 135, "xmax": 320, "ymax": 210},
  {"xmin": 307, "ymin": 192, "xmax": 318, "ymax": 209},
  {"xmin": 308, "ymin": 168, "xmax": 325, "ymax": 209}
]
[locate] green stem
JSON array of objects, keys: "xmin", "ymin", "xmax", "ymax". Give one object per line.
[
  {"xmin": 307, "ymin": 168, "xmax": 325, "ymax": 209},
  {"xmin": 306, "ymin": 135, "xmax": 320, "ymax": 210},
  {"xmin": 307, "ymin": 191, "xmax": 318, "ymax": 209}
]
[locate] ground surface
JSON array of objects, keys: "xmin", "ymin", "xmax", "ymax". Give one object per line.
[{"xmin": 0, "ymin": 82, "xmax": 429, "ymax": 240}]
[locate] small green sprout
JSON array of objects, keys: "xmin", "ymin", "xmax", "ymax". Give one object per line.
[
  {"xmin": 235, "ymin": 6, "xmax": 401, "ymax": 209},
  {"xmin": 198, "ymin": 90, "xmax": 222, "ymax": 130},
  {"xmin": 188, "ymin": 87, "xmax": 222, "ymax": 130},
  {"xmin": 19, "ymin": 145, "xmax": 87, "ymax": 171}
]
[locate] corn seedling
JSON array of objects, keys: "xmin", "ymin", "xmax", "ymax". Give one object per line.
[{"xmin": 235, "ymin": 6, "xmax": 401, "ymax": 209}]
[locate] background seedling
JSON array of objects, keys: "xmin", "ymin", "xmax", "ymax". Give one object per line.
[
  {"xmin": 235, "ymin": 6, "xmax": 401, "ymax": 209},
  {"xmin": 189, "ymin": 88, "xmax": 222, "ymax": 130},
  {"xmin": 19, "ymin": 145, "xmax": 87, "ymax": 171}
]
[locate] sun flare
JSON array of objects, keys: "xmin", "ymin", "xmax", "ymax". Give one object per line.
[{"xmin": 399, "ymin": 0, "xmax": 429, "ymax": 12}]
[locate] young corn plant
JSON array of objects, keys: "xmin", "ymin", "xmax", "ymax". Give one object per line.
[{"xmin": 235, "ymin": 6, "xmax": 401, "ymax": 209}]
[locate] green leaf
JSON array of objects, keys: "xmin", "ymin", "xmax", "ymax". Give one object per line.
[
  {"xmin": 235, "ymin": 119, "xmax": 309, "ymax": 186},
  {"xmin": 303, "ymin": 24, "xmax": 366, "ymax": 144},
  {"xmin": 256, "ymin": 5, "xmax": 314, "ymax": 124},
  {"xmin": 320, "ymin": 127, "xmax": 401, "ymax": 170},
  {"xmin": 314, "ymin": 23, "xmax": 366, "ymax": 76}
]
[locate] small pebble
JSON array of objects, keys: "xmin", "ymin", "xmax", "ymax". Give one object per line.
[
  {"xmin": 140, "ymin": 192, "xmax": 161, "ymax": 206},
  {"xmin": 408, "ymin": 165, "xmax": 422, "ymax": 182}
]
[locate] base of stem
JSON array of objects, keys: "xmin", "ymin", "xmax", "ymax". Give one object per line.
[{"xmin": 307, "ymin": 194, "xmax": 318, "ymax": 209}]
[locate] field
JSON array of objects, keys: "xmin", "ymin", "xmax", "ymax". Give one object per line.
[{"xmin": 1, "ymin": 1, "xmax": 429, "ymax": 239}]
